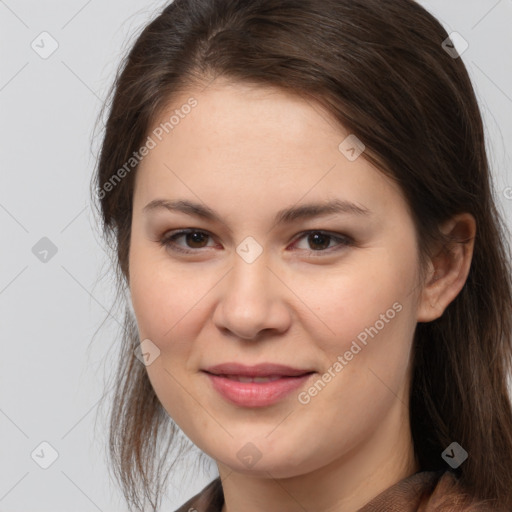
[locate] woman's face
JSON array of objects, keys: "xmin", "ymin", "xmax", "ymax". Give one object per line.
[{"xmin": 129, "ymin": 80, "xmax": 426, "ymax": 479}]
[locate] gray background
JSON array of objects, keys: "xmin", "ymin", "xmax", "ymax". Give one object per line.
[{"xmin": 1, "ymin": 1, "xmax": 511, "ymax": 510}]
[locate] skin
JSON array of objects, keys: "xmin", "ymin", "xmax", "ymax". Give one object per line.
[{"xmin": 128, "ymin": 78, "xmax": 476, "ymax": 512}]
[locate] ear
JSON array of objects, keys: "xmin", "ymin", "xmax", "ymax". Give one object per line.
[{"xmin": 416, "ymin": 213, "xmax": 476, "ymax": 323}]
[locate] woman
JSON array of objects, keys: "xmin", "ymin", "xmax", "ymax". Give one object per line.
[{"xmin": 92, "ymin": 0, "xmax": 512, "ymax": 510}]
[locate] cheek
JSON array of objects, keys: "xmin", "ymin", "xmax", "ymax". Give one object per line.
[
  {"xmin": 301, "ymin": 251, "xmax": 419, "ymax": 428},
  {"xmin": 128, "ymin": 249, "xmax": 212, "ymax": 431},
  {"xmin": 129, "ymin": 240, "xmax": 214, "ymax": 345},
  {"xmin": 304, "ymin": 251, "xmax": 417, "ymax": 357}
]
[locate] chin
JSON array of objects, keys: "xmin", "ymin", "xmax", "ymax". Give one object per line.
[{"xmin": 206, "ymin": 438, "xmax": 323, "ymax": 478}]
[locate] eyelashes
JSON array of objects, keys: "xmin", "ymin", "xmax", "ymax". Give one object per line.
[{"xmin": 158, "ymin": 228, "xmax": 354, "ymax": 257}]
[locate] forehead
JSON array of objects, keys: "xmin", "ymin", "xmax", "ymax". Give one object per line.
[
  {"xmin": 151, "ymin": 81, "xmax": 341, "ymax": 157},
  {"xmin": 134, "ymin": 81, "xmax": 407, "ymax": 221}
]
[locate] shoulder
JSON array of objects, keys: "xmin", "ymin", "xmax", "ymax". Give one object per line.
[
  {"xmin": 424, "ymin": 471, "xmax": 504, "ymax": 511},
  {"xmin": 171, "ymin": 472, "xmax": 504, "ymax": 512},
  {"xmin": 173, "ymin": 477, "xmax": 224, "ymax": 512},
  {"xmin": 358, "ymin": 470, "xmax": 503, "ymax": 511}
]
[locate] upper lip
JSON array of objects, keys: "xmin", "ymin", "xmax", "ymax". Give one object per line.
[{"xmin": 203, "ymin": 363, "xmax": 314, "ymax": 377}]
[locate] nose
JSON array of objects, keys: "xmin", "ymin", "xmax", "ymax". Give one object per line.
[{"xmin": 212, "ymin": 253, "xmax": 292, "ymax": 341}]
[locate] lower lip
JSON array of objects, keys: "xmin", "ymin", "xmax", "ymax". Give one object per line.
[{"xmin": 203, "ymin": 372, "xmax": 314, "ymax": 407}]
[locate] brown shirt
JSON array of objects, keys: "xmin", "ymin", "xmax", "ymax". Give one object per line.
[{"xmin": 173, "ymin": 470, "xmax": 502, "ymax": 511}]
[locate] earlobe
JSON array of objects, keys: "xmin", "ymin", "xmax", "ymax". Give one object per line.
[{"xmin": 416, "ymin": 213, "xmax": 476, "ymax": 323}]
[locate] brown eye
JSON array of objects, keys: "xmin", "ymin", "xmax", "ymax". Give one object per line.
[
  {"xmin": 292, "ymin": 231, "xmax": 353, "ymax": 255},
  {"xmin": 159, "ymin": 229, "xmax": 215, "ymax": 253},
  {"xmin": 183, "ymin": 231, "xmax": 209, "ymax": 248},
  {"xmin": 307, "ymin": 232, "xmax": 331, "ymax": 250}
]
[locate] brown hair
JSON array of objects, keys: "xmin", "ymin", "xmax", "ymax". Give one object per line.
[{"xmin": 91, "ymin": 0, "xmax": 512, "ymax": 510}]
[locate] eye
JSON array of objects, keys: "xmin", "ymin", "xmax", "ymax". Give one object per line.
[
  {"xmin": 159, "ymin": 229, "xmax": 354, "ymax": 256},
  {"xmin": 159, "ymin": 229, "xmax": 215, "ymax": 254},
  {"xmin": 290, "ymin": 231, "xmax": 354, "ymax": 255}
]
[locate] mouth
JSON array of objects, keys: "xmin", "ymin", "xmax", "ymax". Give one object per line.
[
  {"xmin": 203, "ymin": 362, "xmax": 314, "ymax": 378},
  {"xmin": 201, "ymin": 363, "xmax": 315, "ymax": 407}
]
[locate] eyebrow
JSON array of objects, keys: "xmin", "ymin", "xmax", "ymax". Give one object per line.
[{"xmin": 143, "ymin": 198, "xmax": 372, "ymax": 228}]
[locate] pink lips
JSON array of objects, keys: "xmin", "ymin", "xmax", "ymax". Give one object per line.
[{"xmin": 202, "ymin": 363, "xmax": 315, "ymax": 407}]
